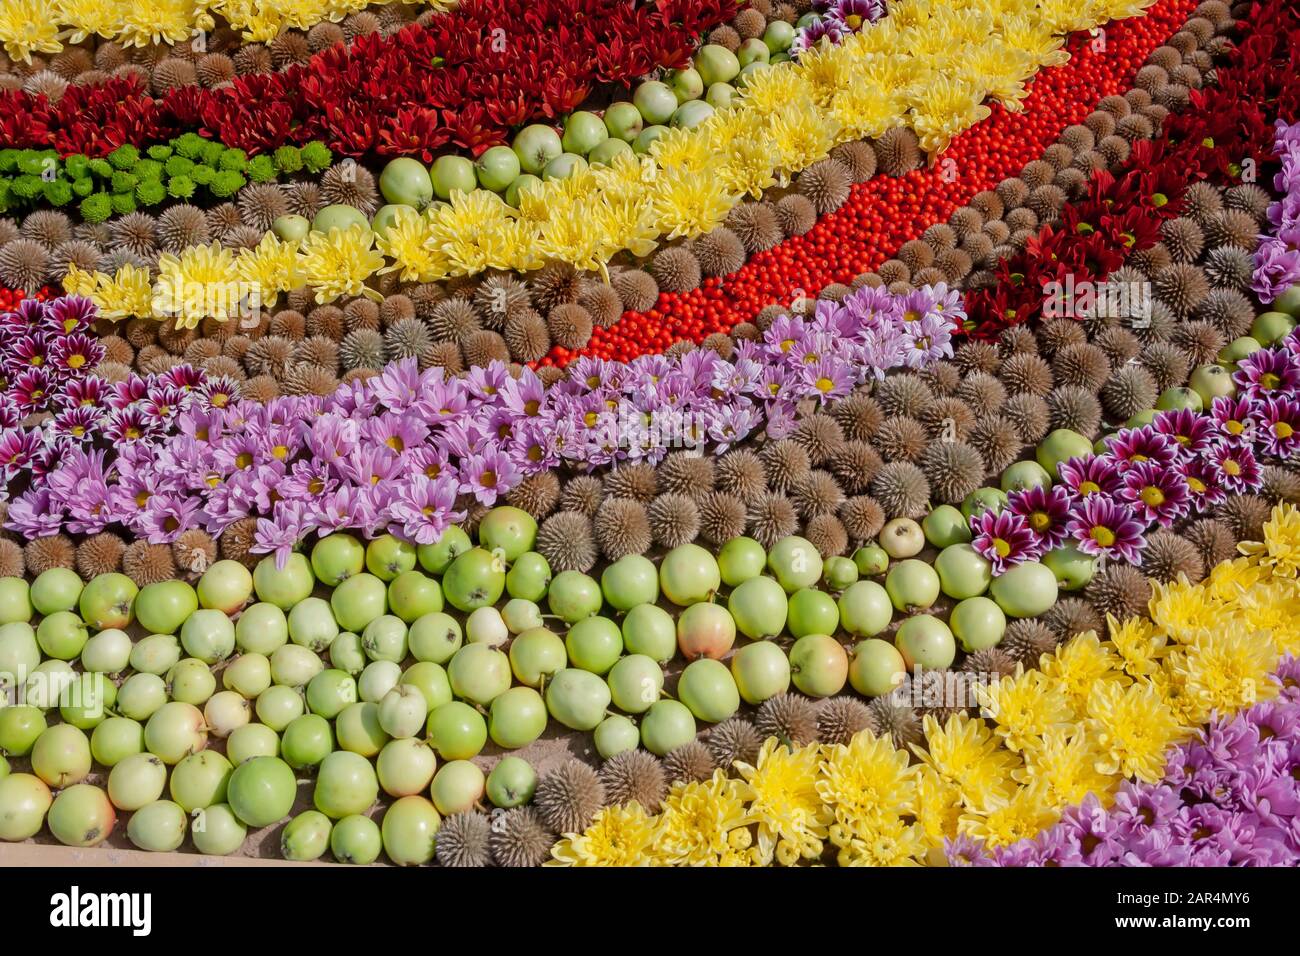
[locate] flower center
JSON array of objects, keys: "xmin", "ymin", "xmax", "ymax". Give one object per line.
[
  {"xmin": 308, "ymin": 478, "xmax": 325, "ymax": 494},
  {"xmin": 815, "ymin": 376, "xmax": 834, "ymax": 393},
  {"xmin": 235, "ymin": 452, "xmax": 253, "ymax": 469},
  {"xmin": 1090, "ymin": 526, "xmax": 1116, "ymax": 547},
  {"xmin": 164, "ymin": 516, "xmax": 180, "ymax": 533},
  {"xmin": 1028, "ymin": 512, "xmax": 1051, "ymax": 531},
  {"xmin": 524, "ymin": 400, "xmax": 540, "ymax": 416},
  {"xmin": 1275, "ymin": 422, "xmax": 1294, "ymax": 439},
  {"xmin": 481, "ymin": 471, "xmax": 497, "ymax": 488},
  {"xmin": 425, "ymin": 464, "xmax": 441, "ymax": 478},
  {"xmin": 1187, "ymin": 476, "xmax": 1206, "ymax": 494},
  {"xmin": 1078, "ymin": 480, "xmax": 1101, "ymax": 495},
  {"xmin": 1260, "ymin": 372, "xmax": 1281, "ymax": 390},
  {"xmin": 273, "ymin": 444, "xmax": 289, "ymax": 459},
  {"xmin": 1223, "ymin": 459, "xmax": 1241, "ymax": 476},
  {"xmin": 780, "ymin": 338, "xmax": 795, "ymax": 353},
  {"xmin": 903, "ymin": 310, "xmax": 921, "ymax": 323},
  {"xmin": 1139, "ymin": 486, "xmax": 1165, "ymax": 508},
  {"xmin": 1131, "ymin": 453, "xmax": 1148, "ymax": 463},
  {"xmin": 1225, "ymin": 420, "xmax": 1244, "ymax": 435},
  {"xmin": 992, "ymin": 538, "xmax": 1011, "ymax": 557},
  {"xmin": 67, "ymin": 354, "xmax": 85, "ymax": 368}
]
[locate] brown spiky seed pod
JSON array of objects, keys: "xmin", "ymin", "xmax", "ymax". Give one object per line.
[{"xmin": 535, "ymin": 761, "xmax": 606, "ymax": 835}]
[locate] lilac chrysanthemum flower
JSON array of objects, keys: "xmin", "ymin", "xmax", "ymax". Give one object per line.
[
  {"xmin": 1102, "ymin": 426, "xmax": 1178, "ymax": 468},
  {"xmin": 1252, "ymin": 238, "xmax": 1300, "ymax": 304},
  {"xmin": 5, "ymin": 489, "xmax": 65, "ymax": 538},
  {"xmin": 1006, "ymin": 483, "xmax": 1072, "ymax": 551},
  {"xmin": 1067, "ymin": 494, "xmax": 1147, "ymax": 564},
  {"xmin": 460, "ymin": 447, "xmax": 519, "ymax": 506},
  {"xmin": 971, "ymin": 509, "xmax": 1041, "ymax": 573},
  {"xmin": 900, "ymin": 312, "xmax": 954, "ymax": 368},
  {"xmin": 251, "ymin": 501, "xmax": 308, "ymax": 569},
  {"xmin": 1208, "ymin": 394, "xmax": 1261, "ymax": 445},
  {"xmin": 387, "ymin": 475, "xmax": 464, "ymax": 545},
  {"xmin": 1119, "ymin": 460, "xmax": 1192, "ymax": 528},
  {"xmin": 138, "ymin": 493, "xmax": 204, "ymax": 543},
  {"xmin": 1233, "ymin": 347, "xmax": 1300, "ymax": 401},
  {"xmin": 370, "ymin": 358, "xmax": 423, "ymax": 411},
  {"xmin": 1254, "ymin": 396, "xmax": 1300, "ymax": 458},
  {"xmin": 1056, "ymin": 454, "xmax": 1123, "ymax": 499},
  {"xmin": 802, "ymin": 356, "xmax": 855, "ymax": 401},
  {"xmin": 1208, "ymin": 441, "xmax": 1263, "ymax": 494},
  {"xmin": 1151, "ymin": 408, "xmax": 1217, "ymax": 458}
]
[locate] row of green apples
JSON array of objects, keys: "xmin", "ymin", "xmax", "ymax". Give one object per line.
[{"xmin": 272, "ymin": 26, "xmax": 807, "ymax": 242}]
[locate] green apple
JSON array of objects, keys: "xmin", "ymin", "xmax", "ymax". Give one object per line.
[
  {"xmin": 430, "ymin": 155, "xmax": 477, "ymax": 200},
  {"xmin": 935, "ymin": 544, "xmax": 992, "ymax": 599},
  {"xmin": 1036, "ymin": 429, "xmax": 1093, "ymax": 481},
  {"xmin": 365, "ymin": 535, "xmax": 416, "ymax": 582},
  {"xmin": 677, "ymin": 658, "xmax": 740, "ymax": 723},
  {"xmin": 694, "ymin": 44, "xmax": 740, "ymax": 86},
  {"xmin": 639, "ymin": 699, "xmax": 695, "ymax": 756},
  {"xmin": 416, "ymin": 526, "xmax": 471, "ymax": 575},
  {"xmin": 252, "ymin": 554, "xmax": 313, "ymax": 610},
  {"xmin": 603, "ymin": 101, "xmax": 643, "ymax": 142},
  {"xmin": 387, "ymin": 570, "xmax": 443, "ymax": 623},
  {"xmin": 1189, "ymin": 363, "xmax": 1236, "ymax": 404},
  {"xmin": 718, "ymin": 536, "xmax": 766, "ymax": 586},
  {"xmin": 879, "ymin": 518, "xmax": 925, "ymax": 558},
  {"xmin": 660, "ymin": 543, "xmax": 721, "ymax": 605},
  {"xmin": 789, "ymin": 633, "xmax": 848, "ymax": 697},
  {"xmin": 989, "ymin": 561, "xmax": 1059, "ymax": 618},
  {"xmin": 666, "ymin": 67, "xmax": 703, "ymax": 103},
  {"xmin": 849, "ymin": 639, "xmax": 907, "ymax": 697},
  {"xmin": 30, "ymin": 568, "xmax": 82, "ymax": 616},
  {"xmin": 838, "ymin": 580, "xmax": 893, "ymax": 638},
  {"xmin": 312, "ymin": 203, "xmax": 368, "ymax": 233},
  {"xmin": 923, "ymin": 505, "xmax": 972, "ymax": 548},
  {"xmin": 632, "ymin": 81, "xmax": 677, "ymax": 125},
  {"xmin": 1042, "ymin": 543, "xmax": 1097, "ymax": 591},
  {"xmin": 787, "ymin": 587, "xmax": 839, "ymax": 638},
  {"xmin": 607, "ymin": 654, "xmax": 664, "ymax": 714},
  {"xmin": 478, "ymin": 506, "xmax": 537, "ymax": 562},
  {"xmin": 895, "ymin": 615, "xmax": 956, "ymax": 670},
  {"xmin": 475, "ymin": 145, "xmax": 521, "ymax": 192},
  {"xmin": 1251, "ymin": 310, "xmax": 1295, "ymax": 345},
  {"xmin": 767, "ymin": 536, "xmax": 822, "ymax": 593},
  {"xmin": 727, "ymin": 575, "xmax": 788, "ymax": 639},
  {"xmin": 885, "ymin": 559, "xmax": 941, "ymax": 611},
  {"xmin": 1001, "ymin": 461, "xmax": 1052, "ymax": 493},
  {"xmin": 379, "ymin": 157, "xmax": 434, "ymax": 209},
  {"xmin": 600, "ymin": 554, "xmax": 658, "ymax": 611},
  {"xmin": 544, "ymin": 668, "xmax": 611, "ymax": 731},
  {"xmin": 823, "ymin": 556, "xmax": 859, "ymax": 591},
  {"xmin": 79, "ymin": 573, "xmax": 137, "ymax": 629},
  {"xmin": 962, "ymin": 487, "xmax": 1007, "ymax": 521},
  {"xmin": 730, "ymin": 640, "xmax": 791, "ymax": 704},
  {"xmin": 311, "ymin": 533, "xmax": 365, "ymax": 586},
  {"xmin": 621, "ymin": 604, "xmax": 676, "ymax": 663},
  {"xmin": 949, "ymin": 597, "xmax": 1006, "ymax": 652},
  {"xmin": 852, "ymin": 545, "xmax": 888, "ymax": 576},
  {"xmin": 272, "ymin": 214, "xmax": 310, "ymax": 242},
  {"xmin": 594, "ymin": 715, "xmax": 640, "ymax": 759}
]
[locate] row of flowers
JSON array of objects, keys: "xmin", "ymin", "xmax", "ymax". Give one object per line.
[
  {"xmin": 1, "ymin": 283, "xmax": 958, "ymax": 549},
  {"xmin": 52, "ymin": 0, "xmax": 1166, "ymax": 313},
  {"xmin": 547, "ymin": 509, "xmax": 1300, "ymax": 864},
  {"xmin": 950, "ymin": 654, "xmax": 1300, "ymax": 866},
  {"xmin": 1252, "ymin": 120, "xmax": 1300, "ymax": 303},
  {"xmin": 1, "ymin": 0, "xmax": 738, "ymax": 158},
  {"xmin": 971, "ymin": 119, "xmax": 1300, "ymax": 575},
  {"xmin": 556, "ymin": 0, "xmax": 1203, "ymax": 365},
  {"xmin": 1, "ymin": 0, "xmax": 439, "ymax": 64},
  {"xmin": 963, "ymin": 41, "xmax": 1299, "ymax": 340}
]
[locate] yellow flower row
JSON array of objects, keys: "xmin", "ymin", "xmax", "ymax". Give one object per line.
[
  {"xmin": 60, "ymin": 0, "xmax": 1158, "ymax": 314},
  {"xmin": 0, "ymin": 0, "xmax": 440, "ymax": 63},
  {"xmin": 549, "ymin": 504, "xmax": 1300, "ymax": 867}
]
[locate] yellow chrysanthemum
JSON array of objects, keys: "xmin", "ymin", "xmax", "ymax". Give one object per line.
[
  {"xmin": 1103, "ymin": 614, "xmax": 1168, "ymax": 679},
  {"xmin": 1238, "ymin": 503, "xmax": 1300, "ymax": 579},
  {"xmin": 548, "ymin": 802, "xmax": 660, "ymax": 867},
  {"xmin": 830, "ymin": 84, "xmax": 903, "ymax": 143},
  {"xmin": 1239, "ymin": 581, "xmax": 1300, "ymax": 656},
  {"xmin": 1015, "ymin": 729, "xmax": 1113, "ymax": 805},
  {"xmin": 89, "ymin": 264, "xmax": 154, "ymax": 320},
  {"xmin": 234, "ymin": 233, "xmax": 302, "ymax": 311},
  {"xmin": 736, "ymin": 63, "xmax": 806, "ymax": 117},
  {"xmin": 651, "ymin": 771, "xmax": 754, "ymax": 867},
  {"xmin": 1085, "ymin": 679, "xmax": 1186, "ymax": 783},
  {"xmin": 1039, "ymin": 630, "xmax": 1125, "ymax": 716},
  {"xmin": 1163, "ymin": 627, "xmax": 1279, "ymax": 726},
  {"xmin": 768, "ymin": 99, "xmax": 841, "ymax": 175},
  {"xmin": 958, "ymin": 781, "xmax": 1060, "ymax": 848},
  {"xmin": 51, "ymin": 0, "xmax": 116, "ymax": 44},
  {"xmin": 817, "ymin": 729, "xmax": 917, "ymax": 825},
  {"xmin": 117, "ymin": 0, "xmax": 211, "ymax": 47},
  {"xmin": 429, "ymin": 189, "xmax": 519, "ymax": 274},
  {"xmin": 735, "ymin": 739, "xmax": 832, "ymax": 866},
  {"xmin": 830, "ymin": 811, "xmax": 928, "ymax": 867},
  {"xmin": 915, "ymin": 713, "xmax": 1019, "ymax": 808},
  {"xmin": 0, "ymin": 0, "xmax": 63, "ymax": 62},
  {"xmin": 907, "ymin": 74, "xmax": 993, "ymax": 154},
  {"xmin": 1201, "ymin": 555, "xmax": 1262, "ymax": 601},
  {"xmin": 910, "ymin": 764, "xmax": 963, "ymax": 848},
  {"xmin": 1148, "ymin": 576, "xmax": 1227, "ymax": 643},
  {"xmin": 298, "ymin": 224, "xmax": 383, "ymax": 304},
  {"xmin": 375, "ymin": 207, "xmax": 449, "ymax": 283},
  {"xmin": 153, "ymin": 242, "xmax": 239, "ymax": 328},
  {"xmin": 648, "ymin": 125, "xmax": 717, "ymax": 174},
  {"xmin": 650, "ymin": 163, "xmax": 737, "ymax": 240},
  {"xmin": 976, "ymin": 666, "xmax": 1073, "ymax": 753},
  {"xmin": 715, "ymin": 132, "xmax": 779, "ymax": 200},
  {"xmin": 61, "ymin": 263, "xmax": 98, "ymax": 300}
]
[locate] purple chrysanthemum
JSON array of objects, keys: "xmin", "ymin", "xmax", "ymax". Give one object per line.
[
  {"xmin": 1208, "ymin": 441, "xmax": 1264, "ymax": 494},
  {"xmin": 1102, "ymin": 426, "xmax": 1178, "ymax": 468},
  {"xmin": 1067, "ymin": 495, "xmax": 1147, "ymax": 564},
  {"xmin": 1006, "ymin": 483, "xmax": 1072, "ymax": 551},
  {"xmin": 1151, "ymin": 408, "xmax": 1218, "ymax": 458},
  {"xmin": 1057, "ymin": 454, "xmax": 1123, "ymax": 499},
  {"xmin": 387, "ymin": 475, "xmax": 464, "ymax": 545},
  {"xmin": 1119, "ymin": 460, "xmax": 1192, "ymax": 528},
  {"xmin": 1209, "ymin": 394, "xmax": 1261, "ymax": 445},
  {"xmin": 971, "ymin": 508, "xmax": 1042, "ymax": 573},
  {"xmin": 1254, "ymin": 396, "xmax": 1300, "ymax": 458},
  {"xmin": 1176, "ymin": 456, "xmax": 1228, "ymax": 509},
  {"xmin": 1233, "ymin": 347, "xmax": 1300, "ymax": 401}
]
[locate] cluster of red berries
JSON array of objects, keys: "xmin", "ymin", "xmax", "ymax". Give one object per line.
[
  {"xmin": 0, "ymin": 285, "xmax": 50, "ymax": 313},
  {"xmin": 549, "ymin": 0, "xmax": 1199, "ymax": 367}
]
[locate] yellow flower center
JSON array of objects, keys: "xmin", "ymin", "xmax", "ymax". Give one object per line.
[
  {"xmin": 308, "ymin": 478, "xmax": 325, "ymax": 494},
  {"xmin": 1260, "ymin": 372, "xmax": 1281, "ymax": 390},
  {"xmin": 1139, "ymin": 486, "xmax": 1165, "ymax": 508},
  {"xmin": 993, "ymin": 538, "xmax": 1011, "ymax": 557},
  {"xmin": 1079, "ymin": 480, "xmax": 1101, "ymax": 495},
  {"xmin": 1029, "ymin": 512, "xmax": 1051, "ymax": 531},
  {"xmin": 780, "ymin": 338, "xmax": 795, "ymax": 353},
  {"xmin": 524, "ymin": 400, "xmax": 540, "ymax": 416},
  {"xmin": 1090, "ymin": 526, "xmax": 1116, "ymax": 547},
  {"xmin": 67, "ymin": 354, "xmax": 85, "ymax": 368},
  {"xmin": 272, "ymin": 444, "xmax": 289, "ymax": 459},
  {"xmin": 1275, "ymin": 422, "xmax": 1294, "ymax": 439},
  {"xmin": 386, "ymin": 436, "xmax": 404, "ymax": 452},
  {"xmin": 424, "ymin": 464, "xmax": 440, "ymax": 478},
  {"xmin": 1223, "ymin": 459, "xmax": 1241, "ymax": 476},
  {"xmin": 903, "ymin": 310, "xmax": 921, "ymax": 323},
  {"xmin": 1131, "ymin": 453, "xmax": 1148, "ymax": 463},
  {"xmin": 481, "ymin": 471, "xmax": 497, "ymax": 488},
  {"xmin": 124, "ymin": 425, "xmax": 140, "ymax": 439},
  {"xmin": 235, "ymin": 452, "xmax": 253, "ymax": 469},
  {"xmin": 1226, "ymin": 420, "xmax": 1244, "ymax": 435},
  {"xmin": 815, "ymin": 377, "xmax": 834, "ymax": 393}
]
